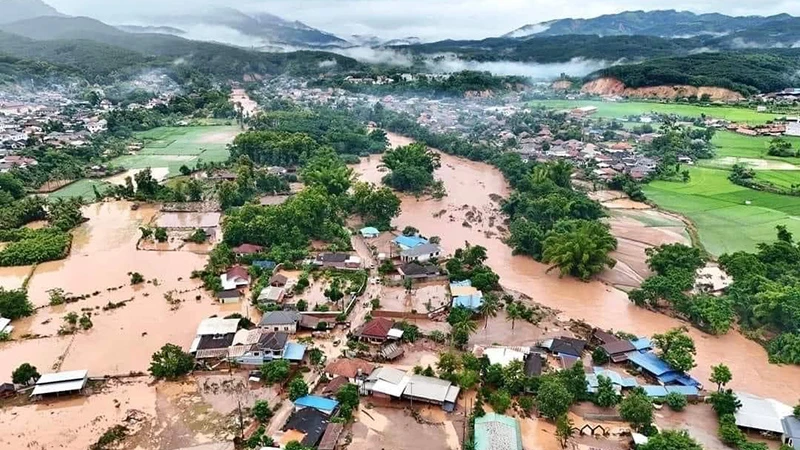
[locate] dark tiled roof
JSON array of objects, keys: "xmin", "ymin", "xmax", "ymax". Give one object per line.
[
  {"xmin": 325, "ymin": 358, "xmax": 375, "ymax": 379},
  {"xmin": 258, "ymin": 331, "xmax": 288, "ymax": 351},
  {"xmin": 232, "ymin": 243, "xmax": 263, "ymax": 254},
  {"xmin": 322, "ymin": 376, "xmax": 350, "ymax": 396},
  {"xmin": 551, "ymin": 337, "xmax": 586, "ymax": 357},
  {"xmin": 197, "ymin": 333, "xmax": 235, "ymax": 350},
  {"xmin": 399, "ymin": 262, "xmax": 440, "ymax": 276},
  {"xmin": 258, "ymin": 311, "xmax": 299, "ymax": 326},
  {"xmin": 601, "ymin": 340, "xmax": 636, "ymax": 356},
  {"xmin": 226, "ymin": 265, "xmax": 249, "ymax": 280},
  {"xmin": 524, "ymin": 353, "xmax": 543, "ymax": 376},
  {"xmin": 316, "ymin": 253, "xmax": 349, "ymax": 263},
  {"xmin": 593, "ymin": 330, "xmax": 619, "ymax": 345},
  {"xmin": 284, "ymin": 408, "xmax": 329, "ymax": 447}
]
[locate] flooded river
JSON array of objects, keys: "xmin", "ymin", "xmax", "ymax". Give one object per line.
[
  {"xmin": 0, "ymin": 201, "xmax": 248, "ymax": 380},
  {"xmin": 354, "ymin": 132, "xmax": 800, "ymax": 402}
]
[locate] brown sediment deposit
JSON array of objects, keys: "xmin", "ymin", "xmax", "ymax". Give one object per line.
[
  {"xmin": 581, "ymin": 77, "xmax": 744, "ymax": 101},
  {"xmin": 0, "ymin": 201, "xmax": 247, "ymax": 380},
  {"xmin": 353, "ymin": 132, "xmax": 800, "ymax": 403}
]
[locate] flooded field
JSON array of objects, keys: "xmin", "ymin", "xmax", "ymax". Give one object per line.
[
  {"xmin": 380, "ymin": 282, "xmax": 449, "ymax": 313},
  {"xmin": 231, "ymin": 88, "xmax": 259, "ymax": 117},
  {"xmin": 352, "ymin": 132, "xmax": 800, "ymax": 403},
  {"xmin": 0, "ymin": 201, "xmax": 245, "ymax": 380},
  {"xmin": 156, "ymin": 212, "xmax": 222, "ymax": 229}
]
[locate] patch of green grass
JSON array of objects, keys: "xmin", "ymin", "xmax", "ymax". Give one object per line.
[
  {"xmin": 709, "ymin": 131, "xmax": 800, "ymax": 163},
  {"xmin": 531, "ymin": 100, "xmax": 780, "ymax": 124},
  {"xmin": 109, "ymin": 126, "xmax": 239, "ymax": 177},
  {"xmin": 48, "ymin": 179, "xmax": 110, "ymax": 201},
  {"xmin": 644, "ymin": 167, "xmax": 800, "ymax": 255}
]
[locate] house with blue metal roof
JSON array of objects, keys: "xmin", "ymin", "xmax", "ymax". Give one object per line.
[
  {"xmin": 252, "ymin": 260, "xmax": 276, "ymax": 270},
  {"xmin": 294, "ymin": 395, "xmax": 340, "ymax": 416},
  {"xmin": 450, "ymin": 280, "xmax": 483, "ymax": 310},
  {"xmin": 626, "ymin": 351, "xmax": 701, "ymax": 387},
  {"xmin": 640, "ymin": 385, "xmax": 700, "ymax": 400},
  {"xmin": 393, "ymin": 235, "xmax": 428, "ymax": 250},
  {"xmin": 586, "ymin": 367, "xmax": 638, "ymax": 393}
]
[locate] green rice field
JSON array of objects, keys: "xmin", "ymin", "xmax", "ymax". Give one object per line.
[
  {"xmin": 108, "ymin": 125, "xmax": 240, "ymax": 176},
  {"xmin": 531, "ymin": 100, "xmax": 780, "ymax": 124},
  {"xmin": 47, "ymin": 179, "xmax": 111, "ymax": 201},
  {"xmin": 643, "ymin": 167, "xmax": 800, "ymax": 255}
]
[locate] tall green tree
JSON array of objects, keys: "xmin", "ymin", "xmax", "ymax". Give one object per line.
[
  {"xmin": 619, "ymin": 389, "xmax": 654, "ymax": 432},
  {"xmin": 709, "ymin": 364, "xmax": 732, "ymax": 392},
  {"xmin": 653, "ymin": 327, "xmax": 696, "ymax": 372},
  {"xmin": 541, "ymin": 220, "xmax": 617, "ymax": 281},
  {"xmin": 12, "ymin": 363, "xmax": 40, "ymax": 385},
  {"xmin": 593, "ymin": 375, "xmax": 620, "ymax": 408},
  {"xmin": 536, "ymin": 376, "xmax": 573, "ymax": 419},
  {"xmin": 641, "ymin": 430, "xmax": 703, "ymax": 450},
  {"xmin": 149, "ymin": 343, "xmax": 194, "ymax": 379}
]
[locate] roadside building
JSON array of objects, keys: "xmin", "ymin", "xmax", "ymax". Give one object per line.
[
  {"xmin": 450, "ymin": 280, "xmax": 484, "ymax": 310},
  {"xmin": 325, "ymin": 358, "xmax": 375, "ymax": 383},
  {"xmin": 318, "ymin": 423, "xmax": 344, "ymax": 450},
  {"xmin": 400, "ymin": 243, "xmax": 442, "ymax": 263},
  {"xmin": 782, "ymin": 416, "xmax": 800, "ymax": 449},
  {"xmin": 397, "ymin": 262, "xmax": 441, "ymax": 281},
  {"xmin": 734, "ymin": 392, "xmax": 793, "ymax": 435},
  {"xmin": 190, "ymin": 317, "xmax": 239, "ymax": 357},
  {"xmin": 293, "ymin": 395, "xmax": 340, "ymax": 416},
  {"xmin": 258, "ymin": 311, "xmax": 299, "ymax": 333},
  {"xmin": 354, "ymin": 317, "xmax": 398, "ymax": 343},
  {"xmin": 257, "ymin": 286, "xmax": 286, "ymax": 305},
  {"xmin": 541, "ymin": 337, "xmax": 587, "ymax": 358},
  {"xmin": 393, "ymin": 235, "xmax": 428, "ymax": 251},
  {"xmin": 626, "ymin": 351, "xmax": 701, "ymax": 387},
  {"xmin": 405, "ymin": 375, "xmax": 461, "ymax": 411},
  {"xmin": 474, "ymin": 413, "xmax": 523, "ymax": 450},
  {"xmin": 283, "ymin": 408, "xmax": 329, "ymax": 447},
  {"xmin": 30, "ymin": 369, "xmax": 88, "ymax": 398},
  {"xmin": 220, "ymin": 266, "xmax": 250, "ymax": 290},
  {"xmin": 216, "ymin": 289, "xmax": 240, "ymax": 304},
  {"xmin": 232, "ymin": 243, "xmax": 264, "ymax": 256},
  {"xmin": 314, "ymin": 253, "xmax": 361, "ymax": 269}
]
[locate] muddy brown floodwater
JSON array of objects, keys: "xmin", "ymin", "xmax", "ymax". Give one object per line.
[
  {"xmin": 353, "ymin": 132, "xmax": 800, "ymax": 403},
  {"xmin": 0, "ymin": 201, "xmax": 247, "ymax": 380}
]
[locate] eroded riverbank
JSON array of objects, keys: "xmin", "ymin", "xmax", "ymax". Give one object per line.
[{"xmin": 355, "ymin": 132, "xmax": 800, "ymax": 402}]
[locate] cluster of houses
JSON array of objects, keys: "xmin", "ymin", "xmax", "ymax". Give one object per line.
[
  {"xmin": 515, "ymin": 125, "xmax": 660, "ymax": 182},
  {"xmin": 188, "ymin": 317, "xmax": 308, "ymax": 366}
]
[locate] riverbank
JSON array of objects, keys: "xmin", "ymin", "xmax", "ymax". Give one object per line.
[{"xmin": 357, "ymin": 131, "xmax": 800, "ymax": 403}]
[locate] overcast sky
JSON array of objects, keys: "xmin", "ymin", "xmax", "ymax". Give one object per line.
[{"xmin": 47, "ymin": 0, "xmax": 800, "ymax": 41}]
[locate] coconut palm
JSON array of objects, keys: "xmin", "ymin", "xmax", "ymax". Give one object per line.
[
  {"xmin": 506, "ymin": 302, "xmax": 522, "ymax": 331},
  {"xmin": 478, "ymin": 293, "xmax": 500, "ymax": 330}
]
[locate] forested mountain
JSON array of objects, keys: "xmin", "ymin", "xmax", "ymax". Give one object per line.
[
  {"xmin": 150, "ymin": 7, "xmax": 348, "ymax": 47},
  {"xmin": 0, "ymin": 17, "xmax": 366, "ymax": 84},
  {"xmin": 404, "ymin": 35, "xmax": 702, "ymax": 63},
  {"xmin": 0, "ymin": 0, "xmax": 62, "ymax": 25},
  {"xmin": 587, "ymin": 52, "xmax": 800, "ymax": 96},
  {"xmin": 505, "ymin": 10, "xmax": 793, "ymax": 39}
]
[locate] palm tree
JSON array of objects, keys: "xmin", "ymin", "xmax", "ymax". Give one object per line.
[
  {"xmin": 541, "ymin": 220, "xmax": 617, "ymax": 281},
  {"xmin": 451, "ymin": 317, "xmax": 478, "ymax": 348},
  {"xmin": 506, "ymin": 303, "xmax": 522, "ymax": 331},
  {"xmin": 478, "ymin": 294, "xmax": 499, "ymax": 330}
]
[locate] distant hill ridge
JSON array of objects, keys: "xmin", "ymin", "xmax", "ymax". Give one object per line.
[{"xmin": 505, "ymin": 10, "xmax": 797, "ymax": 39}]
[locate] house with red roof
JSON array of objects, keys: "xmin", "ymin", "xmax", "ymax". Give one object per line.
[
  {"xmin": 232, "ymin": 243, "xmax": 264, "ymax": 256},
  {"xmin": 221, "ymin": 265, "xmax": 250, "ymax": 290},
  {"xmin": 354, "ymin": 317, "xmax": 398, "ymax": 344}
]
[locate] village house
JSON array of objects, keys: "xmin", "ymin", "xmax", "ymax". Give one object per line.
[
  {"xmin": 734, "ymin": 392, "xmax": 794, "ymax": 438},
  {"xmin": 354, "ymin": 317, "xmax": 400, "ymax": 344},
  {"xmin": 363, "ymin": 367, "xmax": 461, "ymax": 411},
  {"xmin": 257, "ymin": 286, "xmax": 286, "ymax": 305},
  {"xmin": 258, "ymin": 311, "xmax": 299, "ymax": 333},
  {"xmin": 325, "ymin": 358, "xmax": 375, "ymax": 383},
  {"xmin": 359, "ymin": 227, "xmax": 380, "ymax": 239},
  {"xmin": 283, "ymin": 407, "xmax": 329, "ymax": 447},
  {"xmin": 626, "ymin": 351, "xmax": 701, "ymax": 387},
  {"xmin": 399, "ymin": 243, "xmax": 442, "ymax": 263},
  {"xmin": 220, "ymin": 266, "xmax": 250, "ymax": 290},
  {"xmin": 450, "ymin": 280, "xmax": 484, "ymax": 310},
  {"xmin": 30, "ymin": 370, "xmax": 89, "ymax": 399},
  {"xmin": 293, "ymin": 395, "xmax": 340, "ymax": 416},
  {"xmin": 232, "ymin": 243, "xmax": 264, "ymax": 256},
  {"xmin": 541, "ymin": 337, "xmax": 587, "ymax": 358},
  {"xmin": 314, "ymin": 253, "xmax": 362, "ymax": 269},
  {"xmin": 592, "ymin": 330, "xmax": 636, "ymax": 363},
  {"xmin": 190, "ymin": 317, "xmax": 239, "ymax": 359},
  {"xmin": 216, "ymin": 289, "xmax": 241, "ymax": 304},
  {"xmin": 397, "ymin": 262, "xmax": 441, "ymax": 281}
]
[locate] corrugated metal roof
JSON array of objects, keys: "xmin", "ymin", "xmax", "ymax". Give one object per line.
[
  {"xmin": 735, "ymin": 392, "xmax": 793, "ymax": 434},
  {"xmin": 405, "ymin": 375, "xmax": 453, "ymax": 403},
  {"xmin": 294, "ymin": 395, "xmax": 339, "ymax": 413},
  {"xmin": 483, "ymin": 348, "xmax": 526, "ymax": 367},
  {"xmin": 196, "ymin": 318, "xmax": 239, "ymax": 336},
  {"xmin": 31, "ymin": 378, "xmax": 87, "ymax": 396},
  {"xmin": 393, "ymin": 235, "xmax": 428, "ymax": 249},
  {"xmin": 283, "ymin": 342, "xmax": 306, "ymax": 361},
  {"xmin": 625, "ymin": 351, "xmax": 672, "ymax": 376},
  {"xmin": 36, "ymin": 369, "xmax": 88, "ymax": 385}
]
